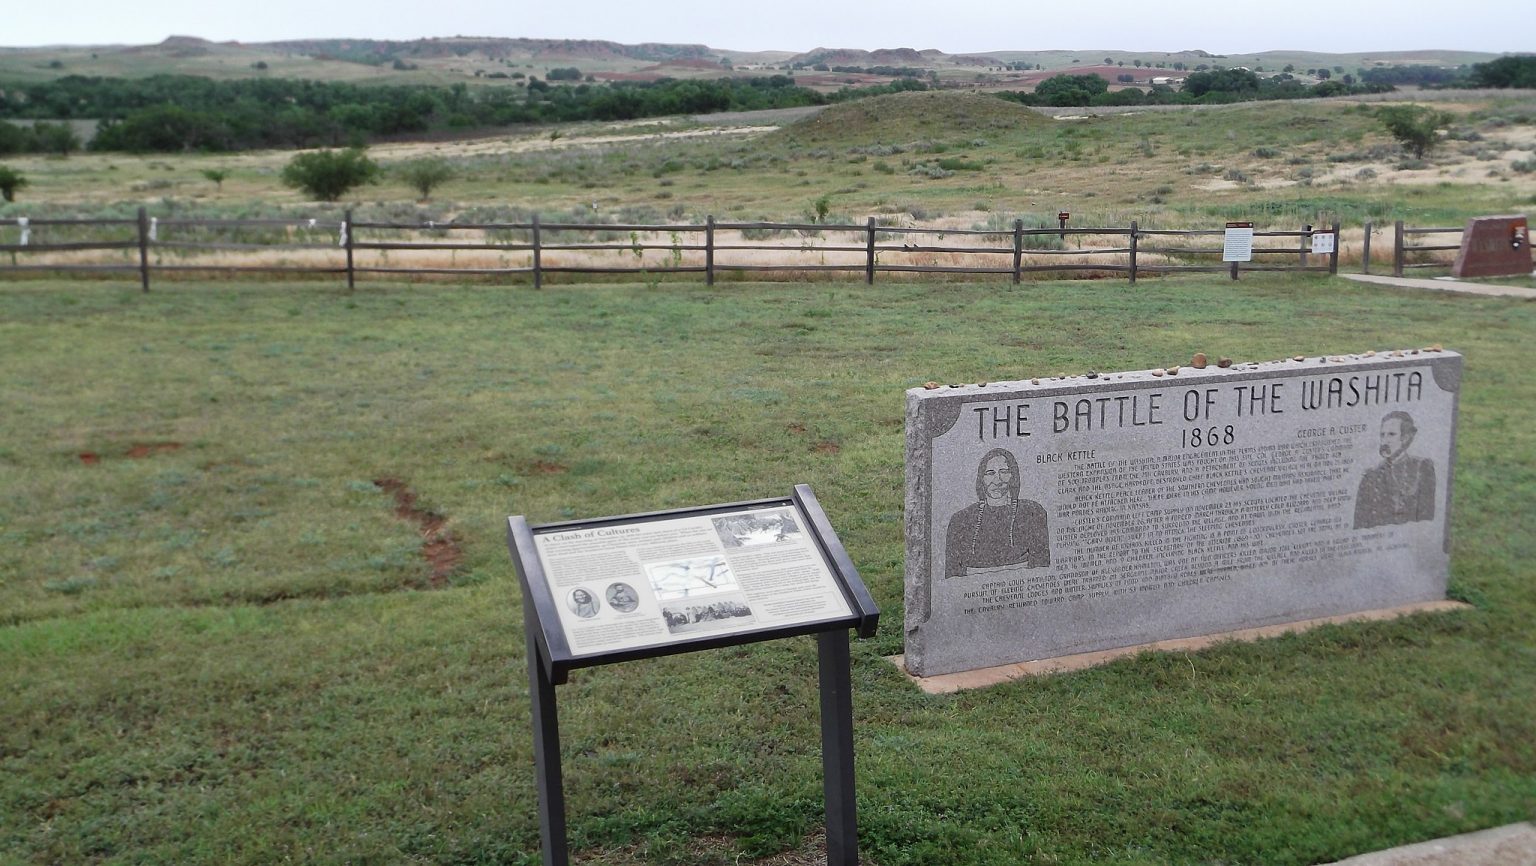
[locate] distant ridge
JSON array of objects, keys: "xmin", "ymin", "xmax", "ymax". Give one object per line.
[
  {"xmin": 263, "ymin": 37, "xmax": 715, "ymax": 64},
  {"xmin": 788, "ymin": 46, "xmax": 992, "ymax": 67},
  {"xmin": 0, "ymin": 35, "xmax": 1503, "ymax": 89}
]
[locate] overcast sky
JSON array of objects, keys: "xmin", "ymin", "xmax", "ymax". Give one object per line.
[{"xmin": 5, "ymin": 0, "xmax": 1526, "ymax": 54}]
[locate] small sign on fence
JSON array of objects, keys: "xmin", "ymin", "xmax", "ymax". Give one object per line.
[
  {"xmin": 1311, "ymin": 230, "xmax": 1336, "ymax": 255},
  {"xmin": 1223, "ymin": 222, "xmax": 1255, "ymax": 262}
]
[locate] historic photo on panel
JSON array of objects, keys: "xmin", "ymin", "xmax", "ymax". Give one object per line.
[{"xmin": 904, "ymin": 350, "xmax": 1461, "ymax": 677}]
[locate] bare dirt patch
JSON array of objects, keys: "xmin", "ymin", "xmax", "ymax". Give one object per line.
[
  {"xmin": 373, "ymin": 477, "xmax": 462, "ymax": 588},
  {"xmin": 366, "ymin": 123, "xmax": 777, "ymax": 162},
  {"xmin": 125, "ymin": 442, "xmax": 182, "ymax": 458}
]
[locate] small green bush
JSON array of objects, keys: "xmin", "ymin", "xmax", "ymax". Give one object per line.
[
  {"xmin": 935, "ymin": 157, "xmax": 983, "ymax": 171},
  {"xmin": 1377, "ymin": 105, "xmax": 1453, "ymax": 159},
  {"xmin": 0, "ymin": 165, "xmax": 27, "ymax": 202},
  {"xmin": 280, "ymin": 148, "xmax": 380, "ymax": 202},
  {"xmin": 395, "ymin": 158, "xmax": 454, "ymax": 201}
]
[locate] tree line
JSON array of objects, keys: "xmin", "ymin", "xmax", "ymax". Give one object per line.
[
  {"xmin": 0, "ymin": 55, "xmax": 1529, "ymax": 154},
  {"xmin": 1000, "ymin": 69, "xmax": 1395, "ymax": 108},
  {"xmin": 1003, "ymin": 55, "xmax": 1536, "ymax": 108},
  {"xmin": 0, "ymin": 74, "xmax": 929, "ymax": 153}
]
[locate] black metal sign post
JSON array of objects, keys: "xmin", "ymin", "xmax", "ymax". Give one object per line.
[{"xmin": 508, "ymin": 484, "xmax": 879, "ymax": 866}]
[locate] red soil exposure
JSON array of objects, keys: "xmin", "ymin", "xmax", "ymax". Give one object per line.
[
  {"xmin": 78, "ymin": 452, "xmax": 100, "ymax": 465},
  {"xmin": 529, "ymin": 460, "xmax": 567, "ymax": 475},
  {"xmin": 126, "ymin": 442, "xmax": 182, "ymax": 458},
  {"xmin": 373, "ymin": 477, "xmax": 462, "ymax": 588}
]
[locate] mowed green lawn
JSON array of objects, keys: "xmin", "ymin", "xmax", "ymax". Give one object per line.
[{"xmin": 2, "ymin": 275, "xmax": 1534, "ymax": 865}]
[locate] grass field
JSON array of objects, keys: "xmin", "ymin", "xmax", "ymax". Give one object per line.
[{"xmin": 2, "ymin": 274, "xmax": 1534, "ymax": 864}]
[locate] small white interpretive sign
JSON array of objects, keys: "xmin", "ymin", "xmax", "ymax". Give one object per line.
[{"xmin": 1223, "ymin": 222, "xmax": 1255, "ymax": 262}]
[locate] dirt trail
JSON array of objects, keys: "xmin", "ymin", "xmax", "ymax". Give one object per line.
[{"xmin": 374, "ymin": 478, "xmax": 462, "ymax": 588}]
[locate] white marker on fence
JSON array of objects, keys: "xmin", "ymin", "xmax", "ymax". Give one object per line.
[
  {"xmin": 149, "ymin": 217, "xmax": 158, "ymax": 242},
  {"xmin": 17, "ymin": 217, "xmax": 28, "ymax": 246},
  {"xmin": 338, "ymin": 221, "xmax": 348, "ymax": 247},
  {"xmin": 307, "ymin": 218, "xmax": 317, "ymax": 229}
]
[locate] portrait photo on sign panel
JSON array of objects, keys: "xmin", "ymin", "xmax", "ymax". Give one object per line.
[
  {"xmin": 944, "ymin": 447, "xmax": 1050, "ymax": 578},
  {"xmin": 567, "ymin": 587, "xmax": 600, "ymax": 619},
  {"xmin": 1354, "ymin": 410, "xmax": 1437, "ymax": 529},
  {"xmin": 605, "ymin": 582, "xmax": 640, "ymax": 613}
]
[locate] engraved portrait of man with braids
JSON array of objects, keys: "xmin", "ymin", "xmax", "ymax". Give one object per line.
[
  {"xmin": 944, "ymin": 447, "xmax": 1050, "ymax": 578},
  {"xmin": 1353, "ymin": 410, "xmax": 1437, "ymax": 529}
]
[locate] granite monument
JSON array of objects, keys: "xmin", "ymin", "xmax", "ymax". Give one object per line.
[{"xmin": 904, "ymin": 350, "xmax": 1462, "ymax": 677}]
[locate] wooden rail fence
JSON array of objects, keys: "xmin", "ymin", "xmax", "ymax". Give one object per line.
[{"xmin": 0, "ymin": 208, "xmax": 1357, "ymax": 290}]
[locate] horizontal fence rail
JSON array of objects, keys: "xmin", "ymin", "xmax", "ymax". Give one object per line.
[{"xmin": 0, "ymin": 209, "xmax": 1375, "ymax": 290}]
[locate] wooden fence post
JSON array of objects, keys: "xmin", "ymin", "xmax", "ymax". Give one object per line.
[
  {"xmin": 1128, "ymin": 221, "xmax": 1138, "ymax": 285},
  {"xmin": 1393, "ymin": 220, "xmax": 1404, "ymax": 278},
  {"xmin": 1012, "ymin": 219, "xmax": 1023, "ymax": 285},
  {"xmin": 136, "ymin": 206, "xmax": 151, "ymax": 293},
  {"xmin": 344, "ymin": 208, "xmax": 355, "ymax": 291},
  {"xmin": 1230, "ymin": 261, "xmax": 1239, "ymax": 281},
  {"xmin": 1328, "ymin": 222, "xmax": 1340, "ymax": 275},
  {"xmin": 1394, "ymin": 219, "xmax": 1406, "ymax": 277},
  {"xmin": 865, "ymin": 217, "xmax": 875, "ymax": 286},
  {"xmin": 533, "ymin": 213, "xmax": 543, "ymax": 290},
  {"xmin": 1299, "ymin": 225, "xmax": 1310, "ymax": 269},
  {"xmin": 705, "ymin": 215, "xmax": 715, "ymax": 287},
  {"xmin": 1362, "ymin": 221, "xmax": 1372, "ymax": 274}
]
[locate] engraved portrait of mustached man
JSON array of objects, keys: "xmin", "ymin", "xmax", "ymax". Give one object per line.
[
  {"xmin": 1353, "ymin": 410, "xmax": 1437, "ymax": 529},
  {"xmin": 945, "ymin": 447, "xmax": 1050, "ymax": 578}
]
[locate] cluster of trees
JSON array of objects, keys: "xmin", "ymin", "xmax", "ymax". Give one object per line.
[
  {"xmin": 1466, "ymin": 55, "xmax": 1536, "ymax": 89},
  {"xmin": 1000, "ymin": 70, "xmax": 1393, "ymax": 108},
  {"xmin": 1006, "ymin": 56, "xmax": 1534, "ymax": 108},
  {"xmin": 1354, "ymin": 55, "xmax": 1536, "ymax": 88},
  {"xmin": 1358, "ymin": 65, "xmax": 1467, "ymax": 87},
  {"xmin": 0, "ymin": 121, "xmax": 81, "ymax": 155},
  {"xmin": 0, "ymin": 73, "xmax": 932, "ymax": 153}
]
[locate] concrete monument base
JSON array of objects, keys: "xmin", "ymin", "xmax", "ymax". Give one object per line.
[{"xmin": 890, "ymin": 599, "xmax": 1469, "ymax": 694}]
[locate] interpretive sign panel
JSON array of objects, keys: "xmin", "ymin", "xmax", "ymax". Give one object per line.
[
  {"xmin": 509, "ymin": 485, "xmax": 877, "ymax": 866},
  {"xmin": 1223, "ymin": 222, "xmax": 1254, "ymax": 262},
  {"xmin": 1452, "ymin": 215, "xmax": 1530, "ymax": 278},
  {"xmin": 904, "ymin": 350, "xmax": 1461, "ymax": 677},
  {"xmin": 1311, "ymin": 230, "xmax": 1336, "ymax": 255},
  {"xmin": 510, "ymin": 485, "xmax": 877, "ymax": 679},
  {"xmin": 533, "ymin": 505, "xmax": 852, "ymax": 656}
]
